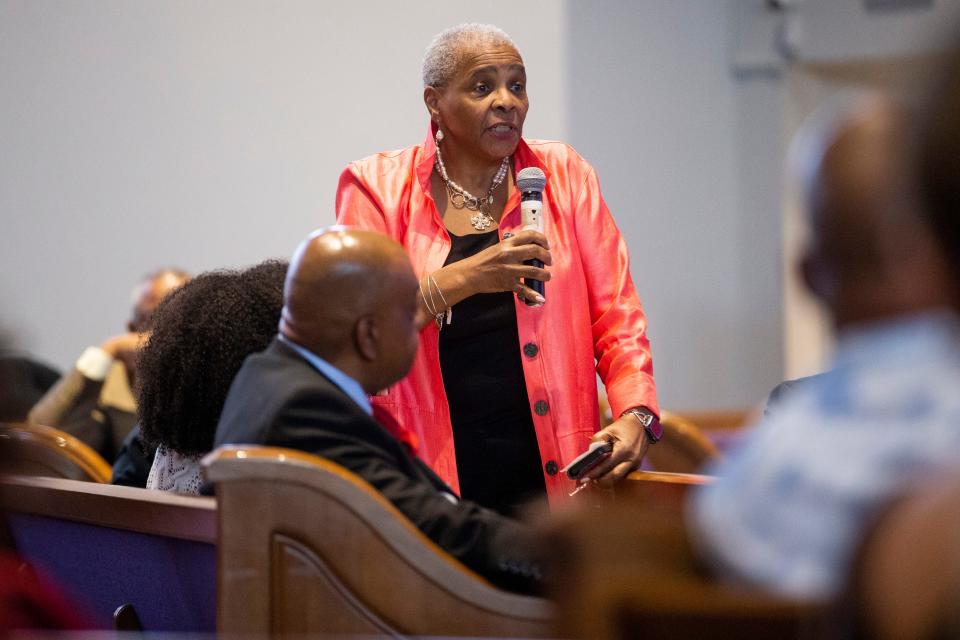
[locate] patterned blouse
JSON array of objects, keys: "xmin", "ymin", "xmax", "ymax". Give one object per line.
[{"xmin": 146, "ymin": 444, "xmax": 203, "ymax": 495}]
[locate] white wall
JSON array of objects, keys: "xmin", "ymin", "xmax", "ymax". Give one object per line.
[
  {"xmin": 9, "ymin": 1, "xmax": 945, "ymax": 412},
  {"xmin": 567, "ymin": 1, "xmax": 783, "ymax": 410},
  {"xmin": 0, "ymin": 0, "xmax": 566, "ymax": 369}
]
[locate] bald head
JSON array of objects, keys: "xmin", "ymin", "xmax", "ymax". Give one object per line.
[
  {"xmin": 281, "ymin": 227, "xmax": 420, "ymax": 394},
  {"xmin": 798, "ymin": 95, "xmax": 954, "ymax": 328}
]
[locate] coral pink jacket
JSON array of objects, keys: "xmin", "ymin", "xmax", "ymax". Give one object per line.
[{"xmin": 335, "ymin": 126, "xmax": 658, "ymax": 503}]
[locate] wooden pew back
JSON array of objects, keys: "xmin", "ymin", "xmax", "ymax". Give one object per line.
[
  {"xmin": 0, "ymin": 475, "xmax": 216, "ymax": 631},
  {"xmin": 647, "ymin": 412, "xmax": 723, "ymax": 474},
  {"xmin": 204, "ymin": 445, "xmax": 554, "ymax": 638},
  {"xmin": 0, "ymin": 422, "xmax": 112, "ymax": 482},
  {"xmin": 546, "ymin": 470, "xmax": 838, "ymax": 639}
]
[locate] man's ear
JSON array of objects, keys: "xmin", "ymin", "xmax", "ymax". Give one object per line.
[
  {"xmin": 354, "ymin": 315, "xmax": 379, "ymax": 362},
  {"xmin": 424, "ymin": 86, "xmax": 441, "ymax": 124}
]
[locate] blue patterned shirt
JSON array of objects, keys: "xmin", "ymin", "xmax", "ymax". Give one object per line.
[{"xmin": 689, "ymin": 311, "xmax": 960, "ymax": 598}]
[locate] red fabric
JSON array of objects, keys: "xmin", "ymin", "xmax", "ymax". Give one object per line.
[
  {"xmin": 336, "ymin": 124, "xmax": 658, "ymax": 505},
  {"xmin": 0, "ymin": 550, "xmax": 95, "ymax": 630},
  {"xmin": 371, "ymin": 403, "xmax": 420, "ymax": 455}
]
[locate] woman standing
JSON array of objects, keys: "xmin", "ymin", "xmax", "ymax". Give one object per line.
[{"xmin": 336, "ymin": 24, "xmax": 658, "ymax": 515}]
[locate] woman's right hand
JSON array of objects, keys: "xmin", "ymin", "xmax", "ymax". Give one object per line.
[
  {"xmin": 454, "ymin": 229, "xmax": 552, "ymax": 303},
  {"xmin": 418, "ymin": 230, "xmax": 552, "ymax": 328}
]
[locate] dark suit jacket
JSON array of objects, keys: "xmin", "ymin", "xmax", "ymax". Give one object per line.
[
  {"xmin": 214, "ymin": 338, "xmax": 541, "ymax": 594},
  {"xmin": 0, "ymin": 355, "xmax": 60, "ymax": 422},
  {"xmin": 110, "ymin": 425, "xmax": 156, "ymax": 488}
]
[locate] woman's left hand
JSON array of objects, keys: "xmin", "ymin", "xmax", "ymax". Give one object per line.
[{"xmin": 579, "ymin": 414, "xmax": 650, "ymax": 488}]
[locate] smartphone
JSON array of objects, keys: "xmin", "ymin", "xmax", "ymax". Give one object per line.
[{"xmin": 562, "ymin": 440, "xmax": 614, "ymax": 480}]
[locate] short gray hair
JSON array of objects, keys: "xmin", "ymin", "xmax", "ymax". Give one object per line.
[{"xmin": 422, "ymin": 23, "xmax": 518, "ymax": 88}]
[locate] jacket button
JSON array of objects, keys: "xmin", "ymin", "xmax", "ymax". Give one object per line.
[
  {"xmin": 523, "ymin": 342, "xmax": 539, "ymax": 358},
  {"xmin": 545, "ymin": 460, "xmax": 558, "ymax": 476},
  {"xmin": 534, "ymin": 400, "xmax": 549, "ymax": 416}
]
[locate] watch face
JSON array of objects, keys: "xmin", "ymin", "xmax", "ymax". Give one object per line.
[
  {"xmin": 633, "ymin": 410, "xmax": 653, "ymax": 427},
  {"xmin": 647, "ymin": 420, "xmax": 663, "ymax": 441}
]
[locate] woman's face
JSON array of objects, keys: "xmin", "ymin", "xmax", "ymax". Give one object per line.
[{"xmin": 426, "ymin": 42, "xmax": 529, "ymax": 164}]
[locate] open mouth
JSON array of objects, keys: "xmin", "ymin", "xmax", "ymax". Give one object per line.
[{"xmin": 488, "ymin": 123, "xmax": 517, "ymax": 134}]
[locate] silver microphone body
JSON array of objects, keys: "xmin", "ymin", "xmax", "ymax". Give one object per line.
[{"xmin": 517, "ymin": 167, "xmax": 547, "ymax": 305}]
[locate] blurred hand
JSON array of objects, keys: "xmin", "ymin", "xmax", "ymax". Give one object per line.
[
  {"xmin": 580, "ymin": 414, "xmax": 650, "ymax": 489},
  {"xmin": 100, "ymin": 331, "xmax": 146, "ymax": 374}
]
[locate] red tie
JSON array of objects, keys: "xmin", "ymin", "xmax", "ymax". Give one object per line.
[{"xmin": 371, "ymin": 403, "xmax": 419, "ymax": 455}]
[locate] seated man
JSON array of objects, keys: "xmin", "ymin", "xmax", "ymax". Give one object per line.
[
  {"xmin": 689, "ymin": 94, "xmax": 960, "ymax": 599},
  {"xmin": 27, "ymin": 268, "xmax": 188, "ymax": 461},
  {"xmin": 214, "ymin": 227, "xmax": 541, "ymax": 594}
]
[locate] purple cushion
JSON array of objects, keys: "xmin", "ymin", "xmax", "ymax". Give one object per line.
[{"xmin": 7, "ymin": 513, "xmax": 215, "ymax": 631}]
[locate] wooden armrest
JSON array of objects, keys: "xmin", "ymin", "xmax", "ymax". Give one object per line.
[
  {"xmin": 540, "ymin": 494, "xmax": 834, "ymax": 639},
  {"xmin": 1, "ymin": 422, "xmax": 112, "ymax": 483},
  {"xmin": 625, "ymin": 470, "xmax": 715, "ymax": 485}
]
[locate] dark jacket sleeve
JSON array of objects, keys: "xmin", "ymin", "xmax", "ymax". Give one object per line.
[
  {"xmin": 27, "ymin": 367, "xmax": 110, "ymax": 450},
  {"xmin": 267, "ymin": 392, "xmax": 543, "ymax": 595},
  {"xmin": 110, "ymin": 425, "xmax": 156, "ymax": 488}
]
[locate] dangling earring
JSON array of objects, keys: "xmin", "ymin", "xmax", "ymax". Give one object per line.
[{"xmin": 435, "ymin": 128, "xmax": 444, "ymax": 145}]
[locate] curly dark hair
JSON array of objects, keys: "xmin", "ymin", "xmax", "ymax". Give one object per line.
[{"xmin": 136, "ymin": 260, "xmax": 287, "ymax": 456}]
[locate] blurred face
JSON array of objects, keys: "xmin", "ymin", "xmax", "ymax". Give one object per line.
[
  {"xmin": 426, "ymin": 42, "xmax": 528, "ymax": 164},
  {"xmin": 129, "ymin": 271, "xmax": 189, "ymax": 332}
]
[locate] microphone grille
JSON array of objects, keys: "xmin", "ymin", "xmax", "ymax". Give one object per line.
[{"xmin": 516, "ymin": 167, "xmax": 546, "ymax": 192}]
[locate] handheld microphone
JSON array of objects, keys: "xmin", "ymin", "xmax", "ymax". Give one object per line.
[{"xmin": 517, "ymin": 167, "xmax": 547, "ymax": 306}]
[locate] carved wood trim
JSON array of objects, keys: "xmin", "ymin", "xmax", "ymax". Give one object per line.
[{"xmin": 270, "ymin": 533, "xmax": 402, "ymax": 637}]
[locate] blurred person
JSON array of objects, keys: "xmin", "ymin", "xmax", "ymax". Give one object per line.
[
  {"xmin": 689, "ymin": 93, "xmax": 960, "ymax": 599},
  {"xmin": 0, "ymin": 331, "xmax": 94, "ymax": 631},
  {"xmin": 28, "ymin": 268, "xmax": 189, "ymax": 461},
  {"xmin": 136, "ymin": 261, "xmax": 287, "ymax": 494},
  {"xmin": 0, "ymin": 337, "xmax": 59, "ymax": 422},
  {"xmin": 214, "ymin": 228, "xmax": 542, "ymax": 594},
  {"xmin": 337, "ymin": 23, "xmax": 659, "ymax": 515}
]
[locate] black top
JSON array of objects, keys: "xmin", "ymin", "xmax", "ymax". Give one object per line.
[{"xmin": 439, "ymin": 230, "xmax": 546, "ymax": 518}]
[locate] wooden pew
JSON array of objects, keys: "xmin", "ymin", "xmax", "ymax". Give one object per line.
[
  {"xmin": 670, "ymin": 409, "xmax": 753, "ymax": 432},
  {"xmin": 0, "ymin": 475, "xmax": 216, "ymax": 631},
  {"xmin": 541, "ymin": 485, "xmax": 839, "ymax": 639},
  {"xmin": 620, "ymin": 469, "xmax": 714, "ymax": 504},
  {"xmin": 203, "ymin": 445, "xmax": 554, "ymax": 637},
  {"xmin": 0, "ymin": 422, "xmax": 112, "ymax": 482},
  {"xmin": 648, "ymin": 412, "xmax": 723, "ymax": 474}
]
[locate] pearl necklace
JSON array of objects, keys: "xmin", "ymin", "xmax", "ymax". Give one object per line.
[{"xmin": 434, "ymin": 139, "xmax": 510, "ymax": 231}]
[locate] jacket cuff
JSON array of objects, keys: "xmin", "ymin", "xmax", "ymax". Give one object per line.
[
  {"xmin": 76, "ymin": 346, "xmax": 114, "ymax": 381},
  {"xmin": 605, "ymin": 373, "xmax": 659, "ymax": 420}
]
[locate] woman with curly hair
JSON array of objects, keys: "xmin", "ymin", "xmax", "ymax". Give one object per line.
[{"xmin": 137, "ymin": 260, "xmax": 287, "ymax": 494}]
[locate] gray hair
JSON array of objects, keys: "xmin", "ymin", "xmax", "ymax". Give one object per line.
[{"xmin": 422, "ymin": 23, "xmax": 518, "ymax": 88}]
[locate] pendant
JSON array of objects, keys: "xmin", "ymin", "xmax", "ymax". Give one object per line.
[{"xmin": 470, "ymin": 211, "xmax": 495, "ymax": 231}]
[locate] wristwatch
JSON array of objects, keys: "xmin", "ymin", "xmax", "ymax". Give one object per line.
[{"xmin": 624, "ymin": 407, "xmax": 663, "ymax": 444}]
